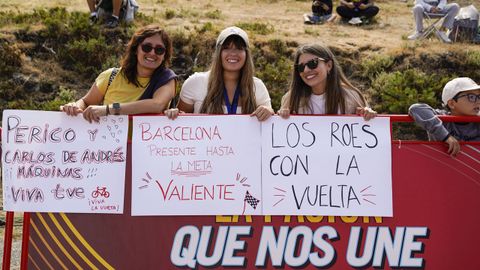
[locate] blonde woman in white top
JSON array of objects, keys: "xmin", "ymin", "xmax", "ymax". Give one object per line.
[{"xmin": 165, "ymin": 26, "xmax": 273, "ymax": 121}]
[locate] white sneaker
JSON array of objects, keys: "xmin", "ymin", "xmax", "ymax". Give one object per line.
[
  {"xmin": 407, "ymin": 31, "xmax": 423, "ymax": 40},
  {"xmin": 348, "ymin": 17, "xmax": 362, "ymax": 25},
  {"xmin": 435, "ymin": 30, "xmax": 452, "ymax": 43}
]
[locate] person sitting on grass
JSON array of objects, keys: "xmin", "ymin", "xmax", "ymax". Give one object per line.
[
  {"xmin": 336, "ymin": 0, "xmax": 379, "ymax": 25},
  {"xmin": 407, "ymin": 0, "xmax": 459, "ymax": 43},
  {"xmin": 87, "ymin": 0, "xmax": 138, "ymax": 28},
  {"xmin": 304, "ymin": 0, "xmax": 337, "ymax": 24},
  {"xmin": 409, "ymin": 77, "xmax": 480, "ymax": 156}
]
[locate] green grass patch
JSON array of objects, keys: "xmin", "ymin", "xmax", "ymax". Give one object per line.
[{"xmin": 236, "ymin": 22, "xmax": 275, "ymax": 35}]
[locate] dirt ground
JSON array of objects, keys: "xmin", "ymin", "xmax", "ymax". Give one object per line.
[{"xmin": 1, "ymin": 0, "xmax": 478, "ymax": 54}]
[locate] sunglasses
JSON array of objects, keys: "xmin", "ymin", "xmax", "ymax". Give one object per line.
[
  {"xmin": 295, "ymin": 57, "xmax": 327, "ymax": 73},
  {"xmin": 454, "ymin": 93, "xmax": 480, "ymax": 103},
  {"xmin": 140, "ymin": 43, "xmax": 166, "ymax": 55}
]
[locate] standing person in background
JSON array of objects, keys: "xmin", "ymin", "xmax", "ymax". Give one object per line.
[
  {"xmin": 278, "ymin": 43, "xmax": 376, "ymax": 120},
  {"xmin": 407, "ymin": 0, "xmax": 459, "ymax": 43},
  {"xmin": 165, "ymin": 26, "xmax": 273, "ymax": 121},
  {"xmin": 61, "ymin": 24, "xmax": 177, "ymax": 122},
  {"xmin": 409, "ymin": 77, "xmax": 480, "ymax": 156},
  {"xmin": 336, "ymin": 0, "xmax": 380, "ymax": 25}
]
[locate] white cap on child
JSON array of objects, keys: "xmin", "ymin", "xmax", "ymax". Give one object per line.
[
  {"xmin": 216, "ymin": 26, "xmax": 249, "ymax": 47},
  {"xmin": 442, "ymin": 77, "xmax": 480, "ymax": 105}
]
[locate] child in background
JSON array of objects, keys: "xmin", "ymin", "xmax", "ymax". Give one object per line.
[{"xmin": 409, "ymin": 77, "xmax": 480, "ymax": 156}]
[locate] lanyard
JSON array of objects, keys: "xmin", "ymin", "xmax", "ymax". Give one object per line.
[{"xmin": 223, "ymin": 85, "xmax": 241, "ymax": 114}]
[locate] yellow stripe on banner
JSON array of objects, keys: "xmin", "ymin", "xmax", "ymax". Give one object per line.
[
  {"xmin": 29, "ymin": 222, "xmax": 60, "ymax": 270},
  {"xmin": 60, "ymin": 213, "xmax": 115, "ymax": 270},
  {"xmin": 36, "ymin": 213, "xmax": 83, "ymax": 269},
  {"xmin": 28, "ymin": 254, "xmax": 42, "ymax": 270},
  {"xmin": 48, "ymin": 213, "xmax": 99, "ymax": 270}
]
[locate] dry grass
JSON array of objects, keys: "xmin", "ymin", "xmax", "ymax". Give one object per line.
[{"xmin": 1, "ymin": 0, "xmax": 479, "ymax": 54}]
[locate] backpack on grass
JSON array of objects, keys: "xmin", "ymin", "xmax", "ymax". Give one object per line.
[{"xmin": 448, "ymin": 5, "xmax": 479, "ymax": 43}]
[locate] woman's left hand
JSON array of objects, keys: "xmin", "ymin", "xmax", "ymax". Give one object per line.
[
  {"xmin": 83, "ymin": 105, "xmax": 107, "ymax": 123},
  {"xmin": 356, "ymin": 107, "xmax": 377, "ymax": 121},
  {"xmin": 251, "ymin": 105, "xmax": 274, "ymax": 121}
]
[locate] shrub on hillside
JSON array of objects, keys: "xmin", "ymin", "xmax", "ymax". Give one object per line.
[
  {"xmin": 368, "ymin": 69, "xmax": 452, "ymax": 114},
  {"xmin": 0, "ymin": 42, "xmax": 22, "ymax": 77},
  {"xmin": 236, "ymin": 22, "xmax": 274, "ymax": 35},
  {"xmin": 40, "ymin": 87, "xmax": 77, "ymax": 111},
  {"xmin": 253, "ymin": 39, "xmax": 294, "ymax": 111},
  {"xmin": 60, "ymin": 37, "xmax": 125, "ymax": 79},
  {"xmin": 360, "ymin": 54, "xmax": 394, "ymax": 80}
]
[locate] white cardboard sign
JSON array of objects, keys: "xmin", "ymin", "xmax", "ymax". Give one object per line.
[
  {"xmin": 1, "ymin": 110, "xmax": 128, "ymax": 213},
  {"xmin": 131, "ymin": 115, "xmax": 262, "ymax": 216},
  {"xmin": 262, "ymin": 116, "xmax": 392, "ymax": 217}
]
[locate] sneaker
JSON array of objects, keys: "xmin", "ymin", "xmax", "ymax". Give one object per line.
[
  {"xmin": 304, "ymin": 14, "xmax": 315, "ymax": 24},
  {"xmin": 435, "ymin": 30, "xmax": 452, "ymax": 43},
  {"xmin": 105, "ymin": 16, "xmax": 119, "ymax": 28},
  {"xmin": 89, "ymin": 14, "xmax": 98, "ymax": 25},
  {"xmin": 407, "ymin": 31, "xmax": 423, "ymax": 40},
  {"xmin": 348, "ymin": 17, "xmax": 362, "ymax": 25}
]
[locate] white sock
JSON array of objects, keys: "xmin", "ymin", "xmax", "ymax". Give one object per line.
[
  {"xmin": 90, "ymin": 12, "xmax": 97, "ymax": 17},
  {"xmin": 112, "ymin": 15, "xmax": 119, "ymax": 20}
]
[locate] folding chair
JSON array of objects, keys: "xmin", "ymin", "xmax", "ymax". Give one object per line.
[{"xmin": 421, "ymin": 12, "xmax": 448, "ymax": 40}]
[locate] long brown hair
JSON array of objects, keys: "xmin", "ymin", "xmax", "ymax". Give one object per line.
[
  {"xmin": 200, "ymin": 35, "xmax": 257, "ymax": 114},
  {"xmin": 287, "ymin": 43, "xmax": 366, "ymax": 114},
  {"xmin": 120, "ymin": 24, "xmax": 173, "ymax": 87}
]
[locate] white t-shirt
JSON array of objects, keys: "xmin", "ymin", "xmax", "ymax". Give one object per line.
[
  {"xmin": 179, "ymin": 71, "xmax": 272, "ymax": 113},
  {"xmin": 298, "ymin": 93, "xmax": 326, "ymax": 114},
  {"xmin": 281, "ymin": 88, "xmax": 364, "ymax": 114}
]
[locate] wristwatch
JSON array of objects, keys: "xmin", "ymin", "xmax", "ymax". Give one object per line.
[{"xmin": 112, "ymin": 102, "xmax": 121, "ymax": 115}]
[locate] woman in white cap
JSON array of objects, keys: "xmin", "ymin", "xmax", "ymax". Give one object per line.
[
  {"xmin": 409, "ymin": 77, "xmax": 480, "ymax": 156},
  {"xmin": 165, "ymin": 26, "xmax": 273, "ymax": 120}
]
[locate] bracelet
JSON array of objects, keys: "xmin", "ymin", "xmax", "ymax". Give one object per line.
[
  {"xmin": 80, "ymin": 98, "xmax": 88, "ymax": 107},
  {"xmin": 106, "ymin": 104, "xmax": 110, "ymax": 115}
]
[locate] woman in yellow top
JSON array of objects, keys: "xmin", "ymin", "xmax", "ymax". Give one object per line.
[{"xmin": 61, "ymin": 24, "xmax": 177, "ymax": 122}]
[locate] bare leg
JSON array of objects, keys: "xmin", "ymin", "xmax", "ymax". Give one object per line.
[
  {"xmin": 86, "ymin": 0, "xmax": 96, "ymax": 13},
  {"xmin": 112, "ymin": 0, "xmax": 122, "ymax": 17}
]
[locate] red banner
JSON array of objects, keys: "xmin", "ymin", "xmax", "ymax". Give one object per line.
[{"xmin": 26, "ymin": 142, "xmax": 480, "ymax": 269}]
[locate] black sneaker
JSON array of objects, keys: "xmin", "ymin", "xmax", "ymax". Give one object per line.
[
  {"xmin": 105, "ymin": 16, "xmax": 119, "ymax": 28},
  {"xmin": 0, "ymin": 219, "xmax": 5, "ymax": 226},
  {"xmin": 89, "ymin": 14, "xmax": 98, "ymax": 25}
]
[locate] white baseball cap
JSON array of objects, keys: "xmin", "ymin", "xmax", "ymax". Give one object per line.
[
  {"xmin": 216, "ymin": 26, "xmax": 249, "ymax": 47},
  {"xmin": 442, "ymin": 77, "xmax": 480, "ymax": 105}
]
